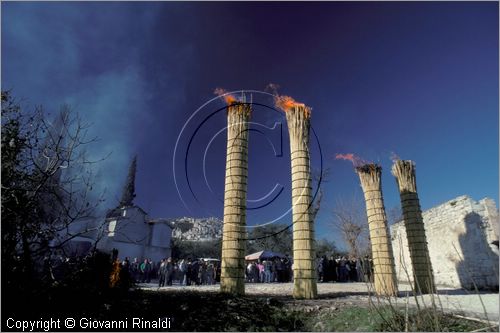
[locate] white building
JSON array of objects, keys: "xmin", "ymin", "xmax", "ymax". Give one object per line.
[{"xmin": 97, "ymin": 205, "xmax": 173, "ymax": 262}]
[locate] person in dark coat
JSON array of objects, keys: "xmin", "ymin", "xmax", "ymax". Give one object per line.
[
  {"xmin": 166, "ymin": 257, "xmax": 174, "ymax": 285},
  {"xmin": 276, "ymin": 259, "xmax": 284, "ymax": 282},
  {"xmin": 199, "ymin": 261, "xmax": 207, "ymax": 284},
  {"xmin": 158, "ymin": 259, "xmax": 166, "ymax": 287},
  {"xmin": 321, "ymin": 256, "xmax": 329, "ymax": 282},
  {"xmin": 191, "ymin": 260, "xmax": 200, "ymax": 285},
  {"xmin": 186, "ymin": 260, "xmax": 193, "ymax": 286},
  {"xmin": 324, "ymin": 256, "xmax": 337, "ymax": 282},
  {"xmin": 349, "ymin": 259, "xmax": 358, "ymax": 282},
  {"xmin": 339, "ymin": 257, "xmax": 350, "ymax": 282},
  {"xmin": 283, "ymin": 257, "xmax": 292, "ymax": 282},
  {"xmin": 215, "ymin": 262, "xmax": 221, "ymax": 283},
  {"xmin": 147, "ymin": 259, "xmax": 154, "ymax": 283}
]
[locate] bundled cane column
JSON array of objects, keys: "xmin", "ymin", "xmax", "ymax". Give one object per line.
[
  {"xmin": 356, "ymin": 164, "xmax": 398, "ymax": 296},
  {"xmin": 285, "ymin": 104, "xmax": 317, "ymax": 299},
  {"xmin": 220, "ymin": 100, "xmax": 251, "ymax": 295},
  {"xmin": 392, "ymin": 160, "xmax": 435, "ymax": 294}
]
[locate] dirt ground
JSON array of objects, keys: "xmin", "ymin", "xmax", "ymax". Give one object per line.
[{"xmin": 139, "ymin": 282, "xmax": 499, "ymax": 322}]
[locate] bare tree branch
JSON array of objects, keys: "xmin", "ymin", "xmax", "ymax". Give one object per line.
[
  {"xmin": 2, "ymin": 93, "xmax": 108, "ymax": 282},
  {"xmin": 330, "ymin": 196, "xmax": 369, "ymax": 257}
]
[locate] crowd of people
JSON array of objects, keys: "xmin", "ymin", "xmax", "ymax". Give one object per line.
[
  {"xmin": 245, "ymin": 257, "xmax": 293, "ymax": 283},
  {"xmin": 317, "ymin": 255, "xmax": 374, "ymax": 283},
  {"xmin": 244, "ymin": 255, "xmax": 374, "ymax": 284},
  {"xmin": 112, "ymin": 254, "xmax": 374, "ymax": 287},
  {"xmin": 119, "ymin": 257, "xmax": 221, "ymax": 287}
]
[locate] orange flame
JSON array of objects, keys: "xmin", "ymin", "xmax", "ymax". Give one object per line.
[
  {"xmin": 267, "ymin": 83, "xmax": 307, "ymax": 113},
  {"xmin": 275, "ymin": 95, "xmax": 306, "ymax": 111},
  {"xmin": 214, "ymin": 87, "xmax": 237, "ymax": 105},
  {"xmin": 335, "ymin": 153, "xmax": 366, "ymax": 167}
]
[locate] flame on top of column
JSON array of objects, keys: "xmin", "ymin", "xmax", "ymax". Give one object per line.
[
  {"xmin": 214, "ymin": 87, "xmax": 238, "ymax": 105},
  {"xmin": 215, "ymin": 87, "xmax": 251, "ymax": 117},
  {"xmin": 267, "ymin": 83, "xmax": 311, "ymax": 117}
]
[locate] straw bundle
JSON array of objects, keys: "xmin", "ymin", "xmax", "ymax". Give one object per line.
[
  {"xmin": 391, "ymin": 160, "xmax": 435, "ymax": 294},
  {"xmin": 220, "ymin": 103, "xmax": 251, "ymax": 295},
  {"xmin": 286, "ymin": 105, "xmax": 317, "ymax": 299},
  {"xmin": 356, "ymin": 164, "xmax": 398, "ymax": 296}
]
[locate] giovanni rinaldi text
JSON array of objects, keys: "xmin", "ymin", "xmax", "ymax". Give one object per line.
[{"xmin": 6, "ymin": 317, "xmax": 172, "ymax": 331}]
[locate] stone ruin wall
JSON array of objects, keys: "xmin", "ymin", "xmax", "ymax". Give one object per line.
[
  {"xmin": 391, "ymin": 195, "xmax": 499, "ymax": 290},
  {"xmin": 170, "ymin": 217, "xmax": 223, "ymax": 241}
]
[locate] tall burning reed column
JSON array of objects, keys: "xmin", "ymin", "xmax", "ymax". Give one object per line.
[
  {"xmin": 392, "ymin": 160, "xmax": 435, "ymax": 294},
  {"xmin": 282, "ymin": 101, "xmax": 317, "ymax": 299},
  {"xmin": 220, "ymin": 99, "xmax": 251, "ymax": 295},
  {"xmin": 356, "ymin": 164, "xmax": 398, "ymax": 296}
]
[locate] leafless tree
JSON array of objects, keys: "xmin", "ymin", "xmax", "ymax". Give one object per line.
[
  {"xmin": 310, "ymin": 167, "xmax": 329, "ymax": 222},
  {"xmin": 2, "ymin": 92, "xmax": 107, "ymax": 284},
  {"xmin": 330, "ymin": 195, "xmax": 369, "ymax": 258}
]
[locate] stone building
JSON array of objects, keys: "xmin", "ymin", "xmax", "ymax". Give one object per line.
[{"xmin": 391, "ymin": 195, "xmax": 499, "ymax": 290}]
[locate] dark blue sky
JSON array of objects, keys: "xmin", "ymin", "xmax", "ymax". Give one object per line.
[{"xmin": 2, "ymin": 2, "xmax": 498, "ymax": 248}]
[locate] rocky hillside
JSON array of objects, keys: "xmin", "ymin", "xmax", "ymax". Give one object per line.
[{"xmin": 169, "ymin": 217, "xmax": 223, "ymax": 241}]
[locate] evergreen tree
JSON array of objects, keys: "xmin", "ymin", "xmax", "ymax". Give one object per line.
[{"xmin": 119, "ymin": 155, "xmax": 137, "ymax": 207}]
